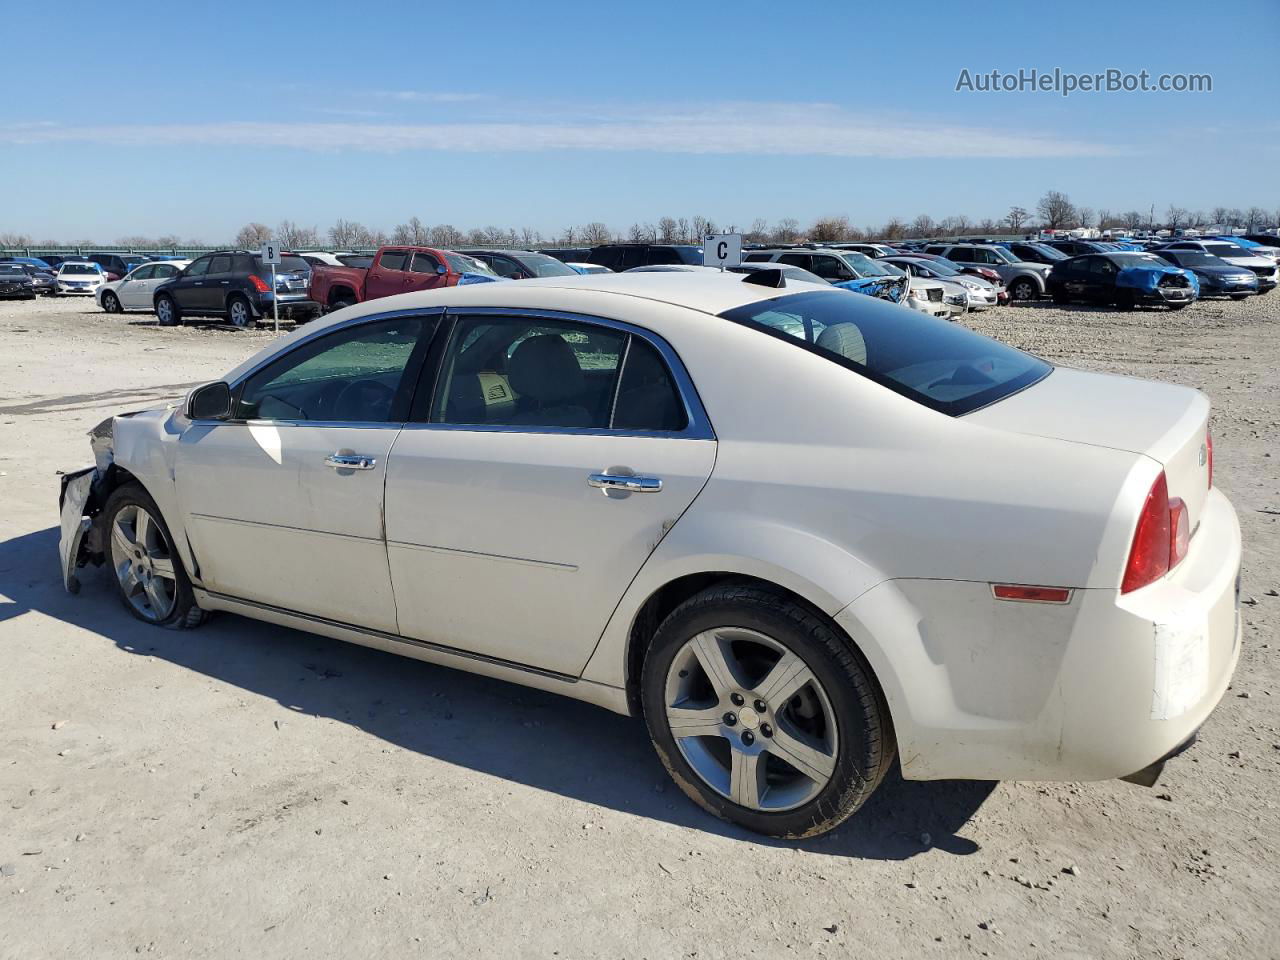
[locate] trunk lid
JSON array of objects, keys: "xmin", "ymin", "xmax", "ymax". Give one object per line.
[{"xmin": 967, "ymin": 367, "xmax": 1211, "ymax": 527}]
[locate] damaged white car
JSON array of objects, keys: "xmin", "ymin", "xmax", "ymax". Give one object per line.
[{"xmin": 60, "ymin": 271, "xmax": 1242, "ymax": 838}]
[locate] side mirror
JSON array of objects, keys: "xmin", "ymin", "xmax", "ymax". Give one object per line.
[
  {"xmin": 436, "ymin": 263, "xmax": 447, "ymax": 275},
  {"xmin": 187, "ymin": 381, "xmax": 232, "ymax": 420}
]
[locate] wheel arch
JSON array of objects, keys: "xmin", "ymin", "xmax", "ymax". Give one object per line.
[{"xmin": 327, "ymin": 285, "xmax": 356, "ymax": 306}]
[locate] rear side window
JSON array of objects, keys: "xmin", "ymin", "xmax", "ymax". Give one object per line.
[
  {"xmin": 612, "ymin": 337, "xmax": 687, "ymax": 432},
  {"xmin": 207, "ymin": 255, "xmax": 233, "ymax": 274},
  {"xmin": 379, "ymin": 250, "xmax": 411, "ymax": 271},
  {"xmin": 719, "ymin": 290, "xmax": 1051, "ymax": 416},
  {"xmin": 644, "ymin": 247, "xmax": 682, "ymax": 266}
]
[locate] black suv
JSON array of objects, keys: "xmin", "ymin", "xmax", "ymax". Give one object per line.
[
  {"xmin": 153, "ymin": 250, "xmax": 316, "ymax": 327},
  {"xmin": 86, "ymin": 252, "xmax": 151, "ymax": 278},
  {"xmin": 585, "ymin": 243, "xmax": 703, "ymax": 271}
]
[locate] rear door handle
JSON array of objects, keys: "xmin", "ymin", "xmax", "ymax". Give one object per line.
[
  {"xmin": 325, "ymin": 453, "xmax": 377, "ymax": 470},
  {"xmin": 588, "ymin": 473, "xmax": 662, "ymax": 493}
]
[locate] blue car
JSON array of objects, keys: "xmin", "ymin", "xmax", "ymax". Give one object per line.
[
  {"xmin": 1152, "ymin": 249, "xmax": 1259, "ymax": 299},
  {"xmin": 0, "ymin": 255, "xmax": 54, "ymax": 272}
]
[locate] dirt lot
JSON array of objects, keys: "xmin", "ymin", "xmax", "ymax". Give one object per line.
[{"xmin": 1, "ymin": 293, "xmax": 1276, "ymax": 960}]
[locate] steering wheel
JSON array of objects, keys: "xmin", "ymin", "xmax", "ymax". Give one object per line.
[{"xmin": 332, "ymin": 379, "xmax": 396, "ymax": 422}]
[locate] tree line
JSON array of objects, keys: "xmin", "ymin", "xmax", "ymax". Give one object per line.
[{"xmin": 3, "ymin": 193, "xmax": 1277, "ymax": 251}]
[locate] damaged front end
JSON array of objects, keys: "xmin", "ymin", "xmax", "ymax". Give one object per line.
[
  {"xmin": 1116, "ymin": 264, "xmax": 1201, "ymax": 305},
  {"xmin": 832, "ymin": 274, "xmax": 910, "ymax": 304},
  {"xmin": 57, "ymin": 413, "xmax": 132, "ymax": 593}
]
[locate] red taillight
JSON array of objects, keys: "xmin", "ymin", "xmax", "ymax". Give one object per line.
[
  {"xmin": 248, "ymin": 274, "xmax": 270, "ymax": 293},
  {"xmin": 1205, "ymin": 427, "xmax": 1213, "ymax": 488},
  {"xmin": 1121, "ymin": 473, "xmax": 1171, "ymax": 594}
]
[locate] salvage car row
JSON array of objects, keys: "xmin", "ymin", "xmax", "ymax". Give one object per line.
[{"xmin": 5, "ymin": 232, "xmax": 1277, "ymax": 325}]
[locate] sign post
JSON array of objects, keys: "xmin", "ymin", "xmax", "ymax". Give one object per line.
[
  {"xmin": 260, "ymin": 242, "xmax": 281, "ymax": 333},
  {"xmin": 702, "ymin": 233, "xmax": 743, "ymax": 271}
]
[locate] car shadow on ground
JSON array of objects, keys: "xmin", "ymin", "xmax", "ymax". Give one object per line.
[{"xmin": 1, "ymin": 524, "xmax": 995, "ymax": 861}]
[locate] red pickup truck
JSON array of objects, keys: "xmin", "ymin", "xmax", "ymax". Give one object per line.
[{"xmin": 309, "ymin": 246, "xmax": 494, "ymax": 311}]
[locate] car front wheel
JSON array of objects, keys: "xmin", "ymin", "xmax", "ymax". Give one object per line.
[
  {"xmin": 642, "ymin": 584, "xmax": 895, "ymax": 838},
  {"xmin": 102, "ymin": 291, "xmax": 122, "ymax": 313},
  {"xmin": 1009, "ymin": 278, "xmax": 1039, "ymax": 301},
  {"xmin": 103, "ymin": 484, "xmax": 205, "ymax": 629}
]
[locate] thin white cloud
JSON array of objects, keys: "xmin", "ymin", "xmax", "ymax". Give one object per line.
[{"xmin": 0, "ymin": 102, "xmax": 1118, "ymax": 158}]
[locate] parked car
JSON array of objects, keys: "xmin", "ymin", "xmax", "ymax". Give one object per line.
[
  {"xmin": 457, "ymin": 249, "xmax": 581, "ymax": 279},
  {"xmin": 881, "ymin": 256, "xmax": 1000, "ymax": 310},
  {"xmin": 58, "ymin": 272, "xmax": 1241, "ymax": 838},
  {"xmin": 97, "ymin": 260, "xmax": 190, "ymax": 313},
  {"xmin": 35, "ymin": 254, "xmax": 74, "ymax": 271},
  {"xmin": 0, "ymin": 262, "xmax": 36, "ymax": 299},
  {"xmin": 0, "ymin": 255, "xmax": 55, "ymax": 272},
  {"xmin": 537, "ymin": 247, "xmax": 591, "ymax": 263},
  {"xmin": 299, "ymin": 252, "xmax": 375, "ymax": 269},
  {"xmin": 86, "ymin": 253, "xmax": 151, "ymax": 279},
  {"xmin": 1041, "ymin": 239, "xmax": 1111, "ymax": 258},
  {"xmin": 585, "ymin": 243, "xmax": 704, "ymax": 271},
  {"xmin": 309, "ymin": 246, "xmax": 495, "ymax": 313},
  {"xmin": 566, "ymin": 262, "xmax": 613, "ymax": 275},
  {"xmin": 897, "ymin": 252, "xmax": 1008, "ymax": 299},
  {"xmin": 997, "ymin": 241, "xmax": 1070, "ymax": 267},
  {"xmin": 830, "ymin": 243, "xmax": 899, "ymax": 258},
  {"xmin": 923, "ymin": 244, "xmax": 1051, "ymax": 301},
  {"xmin": 7, "ymin": 263, "xmax": 56, "ymax": 295},
  {"xmin": 874, "ymin": 261, "xmax": 963, "ymax": 317},
  {"xmin": 1047, "ymin": 253, "xmax": 1199, "ymax": 309},
  {"xmin": 626, "ymin": 263, "xmax": 831, "ymax": 285},
  {"xmin": 54, "ymin": 261, "xmax": 107, "ymax": 296},
  {"xmin": 1150, "ymin": 250, "xmax": 1259, "ymax": 300},
  {"xmin": 153, "ymin": 250, "xmax": 317, "ymax": 327},
  {"xmin": 743, "ymin": 247, "xmax": 911, "ymax": 304},
  {"xmin": 1154, "ymin": 240, "xmax": 1277, "ymax": 290}
]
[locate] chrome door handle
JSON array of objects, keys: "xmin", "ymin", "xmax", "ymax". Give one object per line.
[
  {"xmin": 588, "ymin": 473, "xmax": 662, "ymax": 493},
  {"xmin": 325, "ymin": 453, "xmax": 377, "ymax": 470}
]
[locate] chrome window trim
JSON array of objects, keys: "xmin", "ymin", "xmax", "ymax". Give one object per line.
[{"xmin": 418, "ymin": 306, "xmax": 715, "ymax": 441}]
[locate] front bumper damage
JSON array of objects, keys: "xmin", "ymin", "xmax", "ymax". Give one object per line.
[{"xmin": 58, "ymin": 414, "xmax": 129, "ymax": 592}]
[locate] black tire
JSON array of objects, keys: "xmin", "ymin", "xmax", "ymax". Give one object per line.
[
  {"xmin": 155, "ymin": 294, "xmax": 181, "ymax": 326},
  {"xmin": 226, "ymin": 294, "xmax": 254, "ymax": 328},
  {"xmin": 101, "ymin": 483, "xmax": 205, "ymax": 630},
  {"xmin": 330, "ymin": 299, "xmax": 354, "ymax": 312},
  {"xmin": 641, "ymin": 584, "xmax": 895, "ymax": 839},
  {"xmin": 1051, "ymin": 289, "xmax": 1069, "ymax": 305},
  {"xmin": 1116, "ymin": 290, "xmax": 1136, "ymax": 311},
  {"xmin": 1229, "ymin": 293, "xmax": 1249, "ymax": 301},
  {"xmin": 1009, "ymin": 278, "xmax": 1039, "ymax": 302},
  {"xmin": 101, "ymin": 291, "xmax": 122, "ymax": 313}
]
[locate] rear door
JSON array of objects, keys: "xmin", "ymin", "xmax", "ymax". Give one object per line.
[
  {"xmin": 366, "ymin": 249, "xmax": 412, "ymax": 299},
  {"xmin": 383, "ymin": 310, "xmax": 716, "ymax": 675},
  {"xmin": 202, "ymin": 254, "xmax": 235, "ymax": 313}
]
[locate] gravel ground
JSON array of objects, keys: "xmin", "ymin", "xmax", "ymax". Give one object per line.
[{"xmin": 0, "ymin": 293, "xmax": 1276, "ymax": 959}]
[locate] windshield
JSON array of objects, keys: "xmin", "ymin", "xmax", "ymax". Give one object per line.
[
  {"xmin": 902, "ymin": 257, "xmax": 959, "ymax": 277},
  {"xmin": 513, "ymin": 252, "xmax": 578, "ymax": 277},
  {"xmin": 0, "ymin": 266, "xmax": 24, "ymax": 277},
  {"xmin": 719, "ymin": 290, "xmax": 1051, "ymax": 416},
  {"xmin": 1204, "ymin": 243, "xmax": 1251, "ymax": 258},
  {"xmin": 841, "ymin": 252, "xmax": 896, "ymax": 277},
  {"xmin": 986, "ymin": 247, "xmax": 1018, "ymax": 264},
  {"xmin": 1027, "ymin": 244, "xmax": 1067, "ymax": 260},
  {"xmin": 1111, "ymin": 253, "xmax": 1167, "ymax": 267},
  {"xmin": 61, "ymin": 263, "xmax": 99, "ymax": 275},
  {"xmin": 445, "ymin": 252, "xmax": 498, "ymax": 275},
  {"xmin": 1162, "ymin": 251, "xmax": 1218, "ymax": 267}
]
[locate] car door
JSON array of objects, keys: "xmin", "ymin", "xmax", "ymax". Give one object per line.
[
  {"xmin": 365, "ymin": 249, "xmax": 412, "ymax": 299},
  {"xmin": 199, "ymin": 254, "xmax": 235, "ymax": 313},
  {"xmin": 114, "ymin": 264, "xmax": 151, "ymax": 308},
  {"xmin": 168, "ymin": 256, "xmax": 211, "ymax": 311},
  {"xmin": 1088, "ymin": 257, "xmax": 1119, "ymax": 298},
  {"xmin": 175, "ymin": 311, "xmax": 438, "ymax": 631},
  {"xmin": 383, "ymin": 310, "xmax": 716, "ymax": 676},
  {"xmin": 407, "ymin": 250, "xmax": 451, "ymax": 290}
]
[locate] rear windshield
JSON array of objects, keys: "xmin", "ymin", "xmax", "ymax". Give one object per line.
[
  {"xmin": 255, "ymin": 255, "xmax": 310, "ymax": 273},
  {"xmin": 719, "ymin": 290, "xmax": 1051, "ymax": 416},
  {"xmin": 337, "ymin": 254, "xmax": 374, "ymax": 268}
]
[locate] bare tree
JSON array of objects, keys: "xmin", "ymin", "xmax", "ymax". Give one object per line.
[
  {"xmin": 328, "ymin": 218, "xmax": 366, "ymax": 248},
  {"xmin": 580, "ymin": 222, "xmax": 611, "ymax": 245},
  {"xmin": 809, "ymin": 216, "xmax": 850, "ymax": 243},
  {"xmin": 234, "ymin": 222, "xmax": 272, "ymax": 248},
  {"xmin": 1036, "ymin": 191, "xmax": 1077, "ymax": 230},
  {"xmin": 519, "ymin": 226, "xmax": 542, "ymax": 247},
  {"xmin": 1077, "ymin": 207, "xmax": 1095, "ymax": 230},
  {"xmin": 1003, "ymin": 206, "xmax": 1029, "ymax": 232},
  {"xmin": 1165, "ymin": 206, "xmax": 1189, "ymax": 231},
  {"xmin": 428, "ymin": 224, "xmax": 461, "ymax": 247},
  {"xmin": 676, "ymin": 217, "xmax": 691, "ymax": 243},
  {"xmin": 656, "ymin": 217, "xmax": 678, "ymax": 243},
  {"xmin": 1209, "ymin": 207, "xmax": 1231, "ymax": 229},
  {"xmin": 1121, "ymin": 210, "xmax": 1145, "ymax": 231},
  {"xmin": 274, "ymin": 220, "xmax": 318, "ymax": 249},
  {"xmin": 1245, "ymin": 207, "xmax": 1269, "ymax": 231},
  {"xmin": 770, "ymin": 218, "xmax": 800, "ymax": 243},
  {"xmin": 910, "ymin": 214, "xmax": 936, "ymax": 238},
  {"xmin": 627, "ymin": 223, "xmax": 645, "ymax": 242}
]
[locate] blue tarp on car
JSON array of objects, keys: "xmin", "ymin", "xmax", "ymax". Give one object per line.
[
  {"xmin": 1115, "ymin": 264, "xmax": 1201, "ymax": 297},
  {"xmin": 832, "ymin": 275, "xmax": 909, "ymax": 303}
]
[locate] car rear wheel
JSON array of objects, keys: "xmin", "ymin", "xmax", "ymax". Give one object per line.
[
  {"xmin": 642, "ymin": 584, "xmax": 894, "ymax": 838},
  {"xmin": 102, "ymin": 291, "xmax": 122, "ymax": 313},
  {"xmin": 104, "ymin": 484, "xmax": 205, "ymax": 630},
  {"xmin": 226, "ymin": 295, "xmax": 254, "ymax": 328},
  {"xmin": 1010, "ymin": 278, "xmax": 1038, "ymax": 301},
  {"xmin": 155, "ymin": 294, "xmax": 181, "ymax": 326}
]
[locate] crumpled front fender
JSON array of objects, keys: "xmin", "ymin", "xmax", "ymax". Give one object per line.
[{"xmin": 58, "ymin": 467, "xmax": 101, "ymax": 593}]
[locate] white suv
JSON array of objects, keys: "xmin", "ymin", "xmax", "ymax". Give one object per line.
[{"xmin": 924, "ymin": 244, "xmax": 1051, "ymax": 301}]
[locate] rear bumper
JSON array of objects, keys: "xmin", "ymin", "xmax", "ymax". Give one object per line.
[
  {"xmin": 836, "ymin": 487, "xmax": 1242, "ymax": 783},
  {"xmin": 251, "ymin": 293, "xmax": 319, "ymax": 318}
]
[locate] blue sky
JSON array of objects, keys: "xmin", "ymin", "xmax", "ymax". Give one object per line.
[{"xmin": 2, "ymin": 0, "xmax": 1277, "ymax": 242}]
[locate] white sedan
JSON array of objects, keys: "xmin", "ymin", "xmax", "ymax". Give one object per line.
[
  {"xmin": 58, "ymin": 272, "xmax": 1241, "ymax": 837},
  {"xmin": 97, "ymin": 260, "xmax": 190, "ymax": 313},
  {"xmin": 54, "ymin": 261, "xmax": 107, "ymax": 295}
]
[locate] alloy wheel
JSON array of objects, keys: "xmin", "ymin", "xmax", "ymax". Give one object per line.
[
  {"xmin": 663, "ymin": 627, "xmax": 838, "ymax": 812},
  {"xmin": 156, "ymin": 298, "xmax": 174, "ymax": 324},
  {"xmin": 109, "ymin": 504, "xmax": 178, "ymax": 622},
  {"xmin": 228, "ymin": 299, "xmax": 251, "ymax": 327}
]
